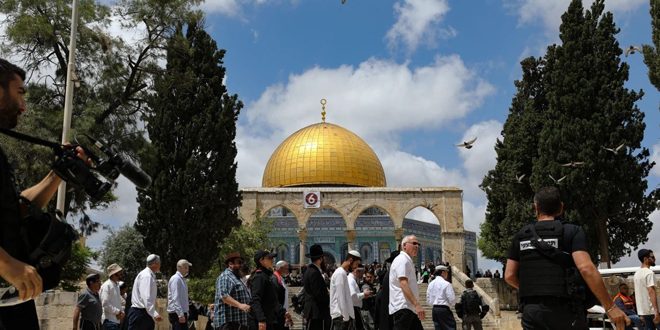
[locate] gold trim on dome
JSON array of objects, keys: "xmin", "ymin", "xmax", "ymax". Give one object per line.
[{"xmin": 262, "ymin": 122, "xmax": 386, "ymax": 187}]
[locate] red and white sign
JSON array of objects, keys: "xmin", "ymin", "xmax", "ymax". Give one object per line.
[{"xmin": 303, "ymin": 191, "xmax": 321, "ymax": 208}]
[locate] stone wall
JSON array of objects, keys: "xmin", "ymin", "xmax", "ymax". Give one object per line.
[
  {"xmin": 36, "ymin": 293, "xmax": 179, "ymax": 330},
  {"xmin": 475, "ymin": 278, "xmax": 519, "ymax": 310}
]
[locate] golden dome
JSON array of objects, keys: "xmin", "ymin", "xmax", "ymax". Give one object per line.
[{"xmin": 262, "ymin": 122, "xmax": 386, "ymax": 187}]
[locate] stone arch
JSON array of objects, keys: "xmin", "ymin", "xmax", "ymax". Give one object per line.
[
  {"xmin": 401, "ymin": 203, "xmax": 445, "ymax": 230},
  {"xmin": 403, "ymin": 206, "xmax": 443, "ymax": 268}
]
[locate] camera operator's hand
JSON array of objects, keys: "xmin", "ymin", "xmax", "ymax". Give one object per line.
[
  {"xmin": 67, "ymin": 145, "xmax": 92, "ymax": 166},
  {"xmin": 0, "ymin": 249, "xmax": 42, "ymax": 300}
]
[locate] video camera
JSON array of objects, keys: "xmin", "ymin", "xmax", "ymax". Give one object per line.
[
  {"xmin": 0, "ymin": 128, "xmax": 151, "ymax": 200},
  {"xmin": 52, "ymin": 135, "xmax": 152, "ymax": 200}
]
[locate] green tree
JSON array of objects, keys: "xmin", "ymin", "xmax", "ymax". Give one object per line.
[
  {"xmin": 643, "ymin": 0, "xmax": 660, "ymax": 90},
  {"xmin": 60, "ymin": 242, "xmax": 95, "ymax": 291},
  {"xmin": 0, "ymin": 0, "xmax": 200, "ymax": 234},
  {"xmin": 480, "ymin": 0, "xmax": 658, "ymax": 265},
  {"xmin": 135, "ymin": 21, "xmax": 242, "ymax": 276},
  {"xmin": 98, "ymin": 224, "xmax": 148, "ymax": 288},
  {"xmin": 188, "ymin": 217, "xmax": 274, "ymax": 304}
]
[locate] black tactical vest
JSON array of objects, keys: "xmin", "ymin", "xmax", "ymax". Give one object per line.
[{"xmin": 517, "ymin": 220, "xmax": 577, "ymax": 298}]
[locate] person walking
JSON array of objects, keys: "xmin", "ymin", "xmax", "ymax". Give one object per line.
[
  {"xmin": 360, "ymin": 269, "xmax": 376, "ymax": 330},
  {"xmin": 426, "ymin": 265, "xmax": 455, "ymax": 330},
  {"xmin": 634, "ymin": 249, "xmax": 660, "ymax": 329},
  {"xmin": 249, "ymin": 250, "xmax": 280, "ymax": 330},
  {"xmin": 168, "ymin": 259, "xmax": 193, "ymax": 330},
  {"xmin": 504, "ymin": 186, "xmax": 627, "ymax": 330},
  {"xmin": 389, "ymin": 235, "xmax": 424, "ymax": 330},
  {"xmin": 330, "ymin": 250, "xmax": 362, "ymax": 330},
  {"xmin": 214, "ymin": 252, "xmax": 251, "ymax": 330},
  {"xmin": 303, "ymin": 244, "xmax": 331, "ymax": 330},
  {"xmin": 100, "ymin": 264, "xmax": 125, "ymax": 330},
  {"xmin": 273, "ymin": 260, "xmax": 292, "ymax": 330},
  {"xmin": 73, "ymin": 274, "xmax": 103, "ymax": 330},
  {"xmin": 456, "ymin": 280, "xmax": 486, "ymax": 330},
  {"xmin": 128, "ymin": 254, "xmax": 163, "ymax": 330},
  {"xmin": 348, "ymin": 264, "xmax": 372, "ymax": 330}
]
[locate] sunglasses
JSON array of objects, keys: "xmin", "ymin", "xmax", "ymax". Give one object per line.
[{"xmin": 407, "ymin": 242, "xmax": 421, "ymax": 246}]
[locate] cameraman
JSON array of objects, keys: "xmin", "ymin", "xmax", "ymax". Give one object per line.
[{"xmin": 0, "ymin": 58, "xmax": 88, "ymax": 329}]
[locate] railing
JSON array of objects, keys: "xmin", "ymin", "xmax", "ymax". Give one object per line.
[{"xmin": 451, "ymin": 265, "xmax": 501, "ymax": 317}]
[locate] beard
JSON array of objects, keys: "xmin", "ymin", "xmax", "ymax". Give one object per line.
[{"xmin": 0, "ymin": 95, "xmax": 20, "ymax": 129}]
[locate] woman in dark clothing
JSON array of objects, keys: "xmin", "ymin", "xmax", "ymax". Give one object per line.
[{"xmin": 249, "ymin": 250, "xmax": 281, "ymax": 330}]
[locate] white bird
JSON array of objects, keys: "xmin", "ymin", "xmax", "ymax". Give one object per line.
[
  {"xmin": 625, "ymin": 45, "xmax": 642, "ymax": 56},
  {"xmin": 561, "ymin": 161, "xmax": 585, "ymax": 168},
  {"xmin": 602, "ymin": 143, "xmax": 625, "ymax": 154},
  {"xmin": 456, "ymin": 137, "xmax": 477, "ymax": 149},
  {"xmin": 549, "ymin": 174, "xmax": 567, "ymax": 184},
  {"xmin": 516, "ymin": 174, "xmax": 526, "ymax": 183}
]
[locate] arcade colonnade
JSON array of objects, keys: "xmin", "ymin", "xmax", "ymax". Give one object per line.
[{"xmin": 240, "ymin": 187, "xmax": 466, "ymax": 271}]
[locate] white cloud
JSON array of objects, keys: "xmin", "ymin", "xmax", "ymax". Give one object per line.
[
  {"xmin": 614, "ymin": 210, "xmax": 660, "ymax": 267},
  {"xmin": 201, "ymin": 0, "xmax": 242, "ymax": 16},
  {"xmin": 386, "ymin": 0, "xmax": 453, "ymax": 54},
  {"xmin": 651, "ymin": 142, "xmax": 660, "ymax": 178},
  {"xmin": 509, "ymin": 0, "xmax": 647, "ymax": 34},
  {"xmin": 243, "ymin": 56, "xmax": 493, "ymax": 144}
]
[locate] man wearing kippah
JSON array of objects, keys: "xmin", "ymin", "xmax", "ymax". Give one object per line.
[
  {"xmin": 330, "ymin": 250, "xmax": 362, "ymax": 330},
  {"xmin": 128, "ymin": 254, "xmax": 163, "ymax": 329},
  {"xmin": 634, "ymin": 248, "xmax": 660, "ymax": 329}
]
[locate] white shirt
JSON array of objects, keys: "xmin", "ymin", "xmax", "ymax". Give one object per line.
[
  {"xmin": 330, "ymin": 266, "xmax": 355, "ymax": 321},
  {"xmin": 167, "ymin": 271, "xmax": 189, "ymax": 317},
  {"xmin": 426, "ymin": 276, "xmax": 455, "ymax": 306},
  {"xmin": 389, "ymin": 251, "xmax": 418, "ymax": 314},
  {"xmin": 634, "ymin": 267, "xmax": 657, "ymax": 315},
  {"xmin": 100, "ymin": 279, "xmax": 123, "ymax": 323},
  {"xmin": 348, "ymin": 273, "xmax": 365, "ymax": 308},
  {"xmin": 274, "ymin": 271, "xmax": 289, "ymax": 310},
  {"xmin": 131, "ymin": 267, "xmax": 160, "ymax": 318}
]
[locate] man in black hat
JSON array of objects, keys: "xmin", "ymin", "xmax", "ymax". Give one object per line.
[
  {"xmin": 303, "ymin": 244, "xmax": 331, "ymax": 330},
  {"xmin": 73, "ymin": 273, "xmax": 103, "ymax": 330}
]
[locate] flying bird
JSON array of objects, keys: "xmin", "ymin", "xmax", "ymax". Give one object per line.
[
  {"xmin": 602, "ymin": 143, "xmax": 625, "ymax": 154},
  {"xmin": 549, "ymin": 174, "xmax": 567, "ymax": 184},
  {"xmin": 561, "ymin": 161, "xmax": 585, "ymax": 168},
  {"xmin": 516, "ymin": 174, "xmax": 526, "ymax": 183},
  {"xmin": 341, "ymin": 0, "xmax": 347, "ymax": 3},
  {"xmin": 625, "ymin": 45, "xmax": 642, "ymax": 56},
  {"xmin": 456, "ymin": 137, "xmax": 477, "ymax": 149}
]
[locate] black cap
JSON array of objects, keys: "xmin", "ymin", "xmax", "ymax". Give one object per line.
[
  {"xmin": 254, "ymin": 250, "xmax": 277, "ymax": 266},
  {"xmin": 638, "ymin": 249, "xmax": 653, "ymax": 262},
  {"xmin": 385, "ymin": 250, "xmax": 400, "ymax": 263}
]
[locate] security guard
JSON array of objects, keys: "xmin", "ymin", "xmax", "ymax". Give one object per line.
[{"xmin": 504, "ymin": 186, "xmax": 628, "ymax": 329}]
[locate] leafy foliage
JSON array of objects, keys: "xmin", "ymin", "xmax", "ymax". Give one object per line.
[
  {"xmin": 642, "ymin": 0, "xmax": 660, "ymax": 90},
  {"xmin": 188, "ymin": 217, "xmax": 274, "ymax": 304},
  {"xmin": 480, "ymin": 0, "xmax": 659, "ymax": 265},
  {"xmin": 98, "ymin": 224, "xmax": 148, "ymax": 288},
  {"xmin": 60, "ymin": 242, "xmax": 95, "ymax": 292},
  {"xmin": 135, "ymin": 21, "xmax": 242, "ymax": 276}
]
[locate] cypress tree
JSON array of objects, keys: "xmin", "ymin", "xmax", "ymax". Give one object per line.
[
  {"xmin": 480, "ymin": 0, "xmax": 658, "ymax": 265},
  {"xmin": 135, "ymin": 21, "xmax": 242, "ymax": 275},
  {"xmin": 642, "ymin": 0, "xmax": 660, "ymax": 90}
]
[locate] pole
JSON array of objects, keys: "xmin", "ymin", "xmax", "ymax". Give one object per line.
[{"xmin": 56, "ymin": 0, "xmax": 80, "ymax": 216}]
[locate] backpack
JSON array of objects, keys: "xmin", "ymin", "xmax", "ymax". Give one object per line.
[{"xmin": 462, "ymin": 290, "xmax": 481, "ymax": 316}]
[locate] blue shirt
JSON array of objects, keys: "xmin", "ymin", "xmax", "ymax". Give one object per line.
[
  {"xmin": 167, "ymin": 271, "xmax": 189, "ymax": 317},
  {"xmin": 214, "ymin": 268, "xmax": 251, "ymax": 327}
]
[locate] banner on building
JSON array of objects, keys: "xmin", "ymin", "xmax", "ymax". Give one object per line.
[{"xmin": 303, "ymin": 191, "xmax": 321, "ymax": 208}]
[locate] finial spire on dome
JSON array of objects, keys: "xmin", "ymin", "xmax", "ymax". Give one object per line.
[{"xmin": 320, "ymin": 98, "xmax": 327, "ymax": 123}]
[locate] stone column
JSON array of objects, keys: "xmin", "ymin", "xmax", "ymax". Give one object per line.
[
  {"xmin": 345, "ymin": 229, "xmax": 357, "ymax": 251},
  {"xmin": 441, "ymin": 231, "xmax": 465, "ymax": 272},
  {"xmin": 289, "ymin": 242, "xmax": 295, "ymax": 263},
  {"xmin": 298, "ymin": 229, "xmax": 308, "ymax": 266},
  {"xmin": 394, "ymin": 227, "xmax": 404, "ymax": 248}
]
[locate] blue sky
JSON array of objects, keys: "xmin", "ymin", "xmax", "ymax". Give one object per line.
[{"xmin": 79, "ymin": 0, "xmax": 659, "ymax": 271}]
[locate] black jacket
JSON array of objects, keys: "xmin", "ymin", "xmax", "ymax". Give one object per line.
[
  {"xmin": 250, "ymin": 267, "xmax": 280, "ymax": 326},
  {"xmin": 302, "ymin": 263, "xmax": 330, "ymax": 320}
]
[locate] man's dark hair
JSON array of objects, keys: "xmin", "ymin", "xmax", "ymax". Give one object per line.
[
  {"xmin": 465, "ymin": 279, "xmax": 474, "ymax": 288},
  {"xmin": 533, "ymin": 186, "xmax": 562, "ymax": 216},
  {"xmin": 0, "ymin": 58, "xmax": 26, "ymax": 90}
]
